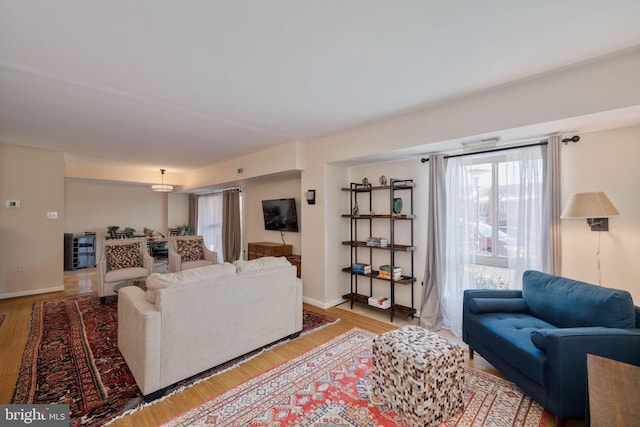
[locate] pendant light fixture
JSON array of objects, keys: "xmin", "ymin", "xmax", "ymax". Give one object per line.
[{"xmin": 151, "ymin": 169, "xmax": 173, "ymax": 192}]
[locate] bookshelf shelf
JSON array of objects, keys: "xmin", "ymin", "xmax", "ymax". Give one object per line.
[{"xmin": 342, "ymin": 178, "xmax": 416, "ymax": 322}]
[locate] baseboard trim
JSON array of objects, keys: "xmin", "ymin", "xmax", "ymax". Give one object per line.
[
  {"xmin": 0, "ymin": 286, "xmax": 65, "ymax": 300},
  {"xmin": 302, "ymin": 296, "xmax": 346, "ymax": 310}
]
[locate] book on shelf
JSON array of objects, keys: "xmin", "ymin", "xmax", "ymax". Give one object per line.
[
  {"xmin": 366, "ymin": 237, "xmax": 388, "ymax": 247},
  {"xmin": 368, "ymin": 296, "xmax": 391, "ymax": 309},
  {"xmin": 377, "ymin": 271, "xmax": 402, "ymax": 280},
  {"xmin": 378, "ymin": 265, "xmax": 401, "ymax": 279},
  {"xmin": 351, "ymin": 263, "xmax": 372, "ymax": 274},
  {"xmin": 379, "ymin": 265, "xmax": 401, "ymax": 273}
]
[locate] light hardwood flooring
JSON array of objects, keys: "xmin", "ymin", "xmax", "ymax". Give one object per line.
[{"xmin": 0, "ymin": 267, "xmax": 582, "ymax": 426}]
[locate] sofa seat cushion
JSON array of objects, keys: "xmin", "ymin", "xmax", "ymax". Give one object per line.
[
  {"xmin": 523, "ymin": 270, "xmax": 636, "ymax": 328},
  {"xmin": 105, "ymin": 266, "xmax": 149, "ymax": 283},
  {"xmin": 470, "ymin": 313, "xmax": 556, "ymax": 386}
]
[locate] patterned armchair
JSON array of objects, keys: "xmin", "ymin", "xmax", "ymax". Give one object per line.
[
  {"xmin": 168, "ymin": 235, "xmax": 217, "ymax": 272},
  {"xmin": 98, "ymin": 239, "xmax": 153, "ymax": 303}
]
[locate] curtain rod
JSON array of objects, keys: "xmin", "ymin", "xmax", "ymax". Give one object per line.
[
  {"xmin": 420, "ymin": 135, "xmax": 579, "ymax": 163},
  {"xmin": 195, "ymin": 186, "xmax": 242, "ymax": 195}
]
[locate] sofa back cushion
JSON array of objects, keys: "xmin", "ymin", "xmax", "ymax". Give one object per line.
[
  {"xmin": 145, "ymin": 263, "xmax": 236, "ymax": 305},
  {"xmin": 522, "ymin": 270, "xmax": 636, "ymax": 328},
  {"xmin": 233, "ymin": 256, "xmax": 291, "ymax": 274}
]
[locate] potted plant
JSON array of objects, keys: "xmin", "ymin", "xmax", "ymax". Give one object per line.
[
  {"xmin": 107, "ymin": 225, "xmax": 119, "ymax": 238},
  {"xmin": 122, "ymin": 227, "xmax": 136, "ymax": 237},
  {"xmin": 178, "ymin": 224, "xmax": 193, "ymax": 236}
]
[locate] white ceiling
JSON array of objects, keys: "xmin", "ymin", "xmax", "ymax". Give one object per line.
[{"xmin": 1, "ymin": 1, "xmax": 640, "ymax": 172}]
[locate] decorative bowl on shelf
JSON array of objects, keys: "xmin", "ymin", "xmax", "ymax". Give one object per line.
[{"xmin": 393, "ymin": 198, "xmax": 403, "ymax": 214}]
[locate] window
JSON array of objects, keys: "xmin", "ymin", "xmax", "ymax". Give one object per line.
[
  {"xmin": 196, "ymin": 191, "xmax": 243, "ymax": 263},
  {"xmin": 441, "ymin": 145, "xmax": 548, "ymax": 335},
  {"xmin": 197, "ymin": 193, "xmax": 224, "ymax": 263}
]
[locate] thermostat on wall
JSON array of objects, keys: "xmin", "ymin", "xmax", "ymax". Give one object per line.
[{"xmin": 6, "ymin": 200, "xmax": 20, "ymax": 208}]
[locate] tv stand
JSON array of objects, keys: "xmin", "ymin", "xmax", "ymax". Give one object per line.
[{"xmin": 247, "ymin": 242, "xmax": 301, "ymax": 278}]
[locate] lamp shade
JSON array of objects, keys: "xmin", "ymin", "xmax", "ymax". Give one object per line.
[
  {"xmin": 151, "ymin": 168, "xmax": 173, "ymax": 192},
  {"xmin": 151, "ymin": 184, "xmax": 174, "ymax": 192},
  {"xmin": 561, "ymin": 192, "xmax": 619, "ymax": 218}
]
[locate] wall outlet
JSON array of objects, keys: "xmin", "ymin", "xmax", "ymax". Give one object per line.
[
  {"xmin": 17, "ymin": 264, "xmax": 23, "ymax": 272},
  {"xmin": 47, "ymin": 211, "xmax": 58, "ymax": 219},
  {"xmin": 6, "ymin": 200, "xmax": 20, "ymax": 208}
]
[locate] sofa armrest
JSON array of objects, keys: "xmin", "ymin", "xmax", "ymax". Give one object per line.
[
  {"xmin": 203, "ymin": 248, "xmax": 217, "ymax": 264},
  {"xmin": 142, "ymin": 252, "xmax": 154, "ymax": 274},
  {"xmin": 538, "ymin": 327, "xmax": 640, "ymax": 418},
  {"xmin": 117, "ymin": 286, "xmax": 162, "ymax": 396},
  {"xmin": 468, "ymin": 297, "xmax": 528, "ymax": 314},
  {"xmin": 463, "ymin": 289, "xmax": 525, "ymax": 345},
  {"xmin": 464, "ymin": 289, "xmax": 523, "ymax": 301},
  {"xmin": 168, "ymin": 251, "xmax": 181, "ymax": 272}
]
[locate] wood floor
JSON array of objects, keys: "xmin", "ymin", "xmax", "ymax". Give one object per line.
[{"xmin": 0, "ymin": 267, "xmax": 583, "ymax": 426}]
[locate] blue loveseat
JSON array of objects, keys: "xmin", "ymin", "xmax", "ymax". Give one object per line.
[{"xmin": 463, "ymin": 270, "xmax": 640, "ymax": 422}]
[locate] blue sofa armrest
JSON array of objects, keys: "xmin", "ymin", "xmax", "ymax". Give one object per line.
[
  {"xmin": 536, "ymin": 327, "xmax": 640, "ymax": 419},
  {"xmin": 463, "ymin": 289, "xmax": 524, "ymax": 343},
  {"xmin": 468, "ymin": 297, "xmax": 528, "ymax": 314},
  {"xmin": 464, "ymin": 289, "xmax": 523, "ymax": 300}
]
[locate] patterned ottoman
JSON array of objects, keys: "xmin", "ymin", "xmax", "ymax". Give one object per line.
[{"xmin": 371, "ymin": 325, "xmax": 465, "ymax": 427}]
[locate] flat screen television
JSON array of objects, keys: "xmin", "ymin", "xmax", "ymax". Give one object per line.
[{"xmin": 262, "ymin": 198, "xmax": 299, "ymax": 232}]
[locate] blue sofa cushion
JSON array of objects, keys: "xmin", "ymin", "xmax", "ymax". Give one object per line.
[
  {"xmin": 530, "ymin": 330, "xmax": 548, "ymax": 350},
  {"xmin": 470, "ymin": 313, "xmax": 555, "ymax": 386},
  {"xmin": 468, "ymin": 297, "xmax": 528, "ymax": 314},
  {"xmin": 522, "ymin": 270, "xmax": 636, "ymax": 328}
]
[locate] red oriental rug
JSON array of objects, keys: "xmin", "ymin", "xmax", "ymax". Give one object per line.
[
  {"xmin": 12, "ymin": 295, "xmax": 338, "ymax": 426},
  {"xmin": 164, "ymin": 328, "xmax": 548, "ymax": 427}
]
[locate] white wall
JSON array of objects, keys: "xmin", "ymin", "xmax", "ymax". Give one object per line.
[
  {"xmin": 301, "ymin": 48, "xmax": 640, "ymax": 309},
  {"xmin": 64, "ymin": 181, "xmax": 189, "ymax": 238},
  {"xmin": 0, "ymin": 144, "xmax": 64, "ymax": 298},
  {"xmin": 241, "ymin": 177, "xmax": 302, "ymax": 257},
  {"xmin": 340, "ymin": 128, "xmax": 640, "ymax": 311},
  {"xmin": 561, "ymin": 126, "xmax": 640, "ymax": 301}
]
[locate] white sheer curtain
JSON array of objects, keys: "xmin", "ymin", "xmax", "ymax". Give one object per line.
[
  {"xmin": 197, "ymin": 193, "xmax": 224, "ymax": 263},
  {"xmin": 441, "ymin": 145, "xmax": 547, "ymax": 336},
  {"xmin": 441, "ymin": 155, "xmax": 476, "ymax": 335},
  {"xmin": 505, "ymin": 145, "xmax": 547, "ymax": 288}
]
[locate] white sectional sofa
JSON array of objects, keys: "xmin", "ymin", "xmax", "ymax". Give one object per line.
[{"xmin": 117, "ymin": 257, "xmax": 303, "ymax": 399}]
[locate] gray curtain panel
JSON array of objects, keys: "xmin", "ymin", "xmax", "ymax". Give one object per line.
[
  {"xmin": 419, "ymin": 153, "xmax": 446, "ymax": 331},
  {"xmin": 547, "ymin": 136, "xmax": 562, "ymax": 275},
  {"xmin": 222, "ymin": 190, "xmax": 241, "ymax": 262},
  {"xmin": 188, "ymin": 194, "xmax": 198, "ymax": 235}
]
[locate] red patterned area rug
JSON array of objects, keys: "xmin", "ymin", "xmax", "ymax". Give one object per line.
[
  {"xmin": 12, "ymin": 295, "xmax": 338, "ymax": 426},
  {"xmin": 164, "ymin": 328, "xmax": 548, "ymax": 427}
]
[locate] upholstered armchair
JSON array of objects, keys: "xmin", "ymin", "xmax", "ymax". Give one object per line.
[
  {"xmin": 168, "ymin": 235, "xmax": 217, "ymax": 272},
  {"xmin": 98, "ymin": 239, "xmax": 154, "ymax": 303}
]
